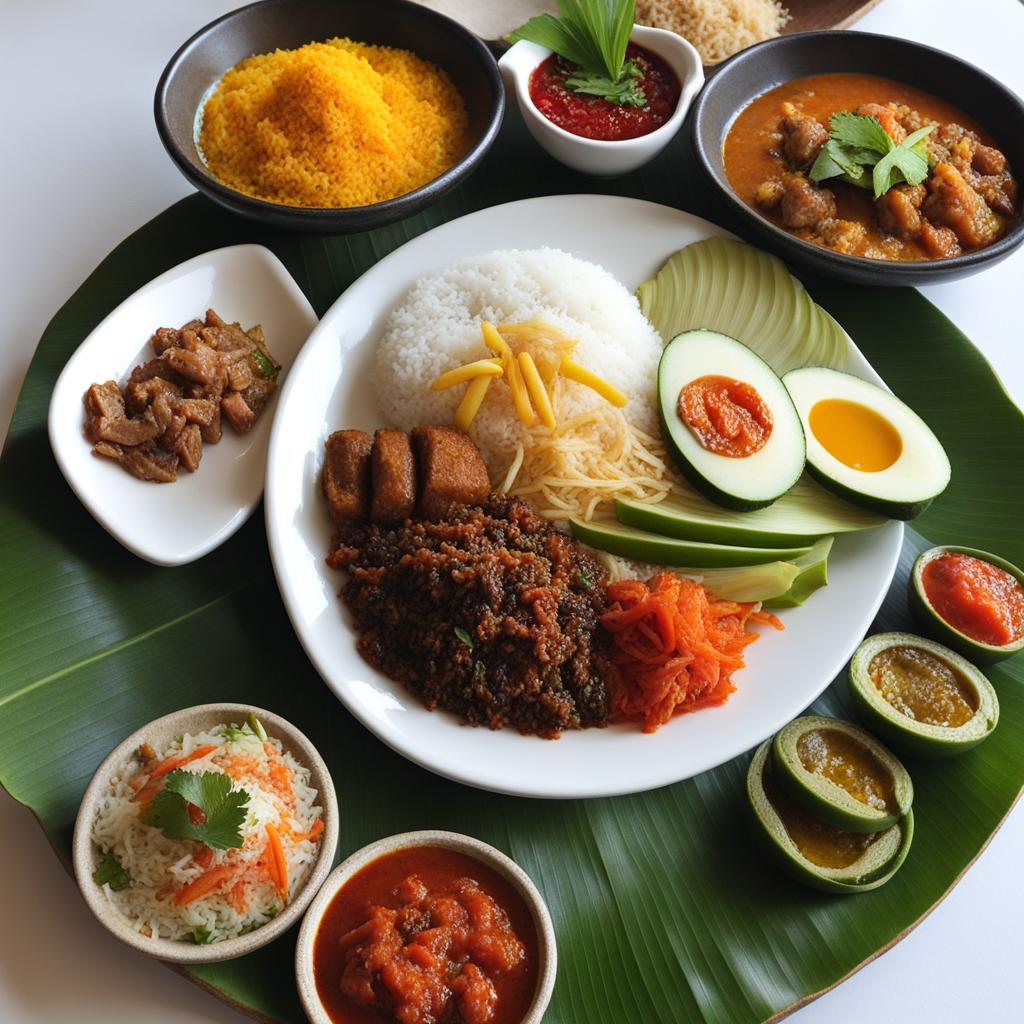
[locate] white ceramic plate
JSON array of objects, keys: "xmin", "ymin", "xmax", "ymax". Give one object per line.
[
  {"xmin": 49, "ymin": 244, "xmax": 317, "ymax": 566},
  {"xmin": 265, "ymin": 196, "xmax": 903, "ymax": 798}
]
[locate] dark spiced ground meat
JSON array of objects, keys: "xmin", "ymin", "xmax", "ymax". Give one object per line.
[{"xmin": 327, "ymin": 496, "xmax": 610, "ymax": 737}]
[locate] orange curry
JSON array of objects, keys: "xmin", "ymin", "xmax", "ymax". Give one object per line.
[{"xmin": 724, "ymin": 73, "xmax": 1019, "ymax": 261}]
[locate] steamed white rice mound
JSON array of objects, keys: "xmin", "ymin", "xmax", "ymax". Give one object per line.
[
  {"xmin": 375, "ymin": 248, "xmax": 663, "ymax": 469},
  {"xmin": 90, "ymin": 726, "xmax": 322, "ymax": 944}
]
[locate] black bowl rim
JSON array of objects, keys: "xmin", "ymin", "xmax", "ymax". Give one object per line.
[
  {"xmin": 154, "ymin": 0, "xmax": 505, "ymax": 222},
  {"xmin": 690, "ymin": 28, "xmax": 1024, "ymax": 276}
]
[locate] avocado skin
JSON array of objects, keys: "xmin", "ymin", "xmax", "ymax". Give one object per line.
[{"xmin": 803, "ymin": 461, "xmax": 935, "ymax": 521}]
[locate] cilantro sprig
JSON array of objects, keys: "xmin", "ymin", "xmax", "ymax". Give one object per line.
[
  {"xmin": 142, "ymin": 770, "xmax": 249, "ymax": 850},
  {"xmin": 809, "ymin": 112, "xmax": 936, "ymax": 198},
  {"xmin": 93, "ymin": 852, "xmax": 131, "ymax": 891},
  {"xmin": 509, "ymin": 0, "xmax": 645, "ymax": 108}
]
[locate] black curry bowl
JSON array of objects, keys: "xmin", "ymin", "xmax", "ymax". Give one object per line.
[
  {"xmin": 155, "ymin": 0, "xmax": 504, "ymax": 234},
  {"xmin": 691, "ymin": 31, "xmax": 1024, "ymax": 285}
]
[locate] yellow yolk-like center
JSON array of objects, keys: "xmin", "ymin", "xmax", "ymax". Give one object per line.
[{"xmin": 809, "ymin": 398, "xmax": 903, "ymax": 472}]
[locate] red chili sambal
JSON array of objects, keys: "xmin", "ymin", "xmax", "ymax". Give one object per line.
[
  {"xmin": 528, "ymin": 43, "xmax": 681, "ymax": 141},
  {"xmin": 922, "ymin": 552, "xmax": 1024, "ymax": 648},
  {"xmin": 678, "ymin": 375, "xmax": 774, "ymax": 457},
  {"xmin": 313, "ymin": 846, "xmax": 539, "ymax": 1024}
]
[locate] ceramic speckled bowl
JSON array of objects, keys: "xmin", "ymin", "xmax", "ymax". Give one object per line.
[
  {"xmin": 72, "ymin": 703, "xmax": 339, "ymax": 965},
  {"xmin": 294, "ymin": 830, "xmax": 557, "ymax": 1024}
]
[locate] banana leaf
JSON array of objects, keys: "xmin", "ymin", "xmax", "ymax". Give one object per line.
[{"xmin": 1, "ymin": 107, "xmax": 1021, "ymax": 1024}]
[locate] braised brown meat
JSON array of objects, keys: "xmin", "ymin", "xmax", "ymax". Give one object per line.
[
  {"xmin": 328, "ymin": 496, "xmax": 610, "ymax": 737},
  {"xmin": 875, "ymin": 183, "xmax": 926, "ymax": 240},
  {"xmin": 323, "ymin": 429, "xmax": 373, "ymax": 527},
  {"xmin": 923, "ymin": 162, "xmax": 1002, "ymax": 250},
  {"xmin": 411, "ymin": 426, "xmax": 491, "ymax": 520},
  {"xmin": 780, "ymin": 111, "xmax": 828, "ymax": 168},
  {"xmin": 370, "ymin": 429, "xmax": 416, "ymax": 525},
  {"xmin": 780, "ymin": 174, "xmax": 836, "ymax": 228},
  {"xmin": 82, "ymin": 308, "xmax": 281, "ymax": 483}
]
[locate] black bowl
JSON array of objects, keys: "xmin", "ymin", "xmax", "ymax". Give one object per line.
[
  {"xmin": 691, "ymin": 30, "xmax": 1024, "ymax": 285},
  {"xmin": 155, "ymin": 0, "xmax": 504, "ymax": 234}
]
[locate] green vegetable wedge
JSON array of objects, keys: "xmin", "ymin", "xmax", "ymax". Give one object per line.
[{"xmin": 763, "ymin": 537, "xmax": 833, "ymax": 608}]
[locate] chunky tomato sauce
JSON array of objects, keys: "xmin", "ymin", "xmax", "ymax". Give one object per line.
[
  {"xmin": 922, "ymin": 552, "xmax": 1024, "ymax": 647},
  {"xmin": 313, "ymin": 846, "xmax": 539, "ymax": 1024},
  {"xmin": 528, "ymin": 42, "xmax": 680, "ymax": 141},
  {"xmin": 678, "ymin": 375, "xmax": 773, "ymax": 457}
]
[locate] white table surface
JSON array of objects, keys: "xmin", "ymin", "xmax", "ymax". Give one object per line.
[{"xmin": 1, "ymin": 1, "xmax": 1021, "ymax": 1022}]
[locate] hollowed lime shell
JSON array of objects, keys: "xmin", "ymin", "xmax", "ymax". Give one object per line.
[
  {"xmin": 849, "ymin": 631, "xmax": 999, "ymax": 759},
  {"xmin": 772, "ymin": 716, "xmax": 913, "ymax": 833},
  {"xmin": 910, "ymin": 545, "xmax": 1024, "ymax": 665}
]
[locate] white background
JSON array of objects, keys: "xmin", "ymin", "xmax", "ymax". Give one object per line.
[{"xmin": 1, "ymin": 1, "xmax": 1021, "ymax": 1022}]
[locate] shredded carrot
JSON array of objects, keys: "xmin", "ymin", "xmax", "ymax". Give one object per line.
[
  {"xmin": 228, "ymin": 879, "xmax": 249, "ymax": 914},
  {"xmin": 174, "ymin": 865, "xmax": 236, "ymax": 906},
  {"xmin": 601, "ymin": 573, "xmax": 782, "ymax": 733},
  {"xmin": 265, "ymin": 823, "xmax": 289, "ymax": 901},
  {"xmin": 193, "ymin": 845, "xmax": 214, "ymax": 870},
  {"xmin": 293, "ymin": 818, "xmax": 324, "ymax": 844},
  {"xmin": 132, "ymin": 745, "xmax": 218, "ymax": 805}
]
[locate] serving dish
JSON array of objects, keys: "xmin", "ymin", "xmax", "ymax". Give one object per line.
[
  {"xmin": 155, "ymin": 0, "xmax": 504, "ymax": 233},
  {"xmin": 691, "ymin": 30, "xmax": 1024, "ymax": 285},
  {"xmin": 72, "ymin": 702, "xmax": 339, "ymax": 964},
  {"xmin": 499, "ymin": 24, "xmax": 703, "ymax": 177},
  {"xmin": 264, "ymin": 193, "xmax": 903, "ymax": 799},
  {"xmin": 48, "ymin": 244, "xmax": 316, "ymax": 566},
  {"xmin": 295, "ymin": 829, "xmax": 556, "ymax": 1024}
]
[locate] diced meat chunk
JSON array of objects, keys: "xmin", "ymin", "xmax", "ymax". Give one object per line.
[
  {"xmin": 83, "ymin": 381, "xmax": 163, "ymax": 446},
  {"xmin": 875, "ymin": 183, "xmax": 926, "ymax": 240},
  {"xmin": 323, "ymin": 429, "xmax": 373, "ymax": 527},
  {"xmin": 220, "ymin": 391, "xmax": 257, "ymax": 434},
  {"xmin": 780, "ymin": 113, "xmax": 828, "ymax": 168},
  {"xmin": 93, "ymin": 441, "xmax": 179, "ymax": 482},
  {"xmin": 923, "ymin": 162, "xmax": 1001, "ymax": 249},
  {"xmin": 411, "ymin": 427, "xmax": 490, "ymax": 520},
  {"xmin": 174, "ymin": 424, "xmax": 203, "ymax": 473},
  {"xmin": 816, "ymin": 218, "xmax": 869, "ymax": 255},
  {"xmin": 918, "ymin": 218, "xmax": 962, "ymax": 259},
  {"xmin": 240, "ymin": 375, "xmax": 277, "ymax": 420},
  {"xmin": 856, "ymin": 103, "xmax": 906, "ymax": 143},
  {"xmin": 200, "ymin": 404, "xmax": 222, "ymax": 445},
  {"xmin": 780, "ymin": 174, "xmax": 836, "ymax": 229},
  {"xmin": 370, "ymin": 429, "xmax": 416, "ymax": 525},
  {"xmin": 976, "ymin": 173, "xmax": 1018, "ymax": 218},
  {"xmin": 973, "ymin": 144, "xmax": 1007, "ymax": 177},
  {"xmin": 754, "ymin": 179, "xmax": 784, "ymax": 210},
  {"xmin": 164, "ymin": 343, "xmax": 224, "ymax": 386}
]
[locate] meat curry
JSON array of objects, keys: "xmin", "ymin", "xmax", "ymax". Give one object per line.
[{"xmin": 724, "ymin": 73, "xmax": 1019, "ymax": 261}]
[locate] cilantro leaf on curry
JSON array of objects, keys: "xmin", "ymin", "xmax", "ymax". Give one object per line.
[
  {"xmin": 564, "ymin": 60, "xmax": 646, "ymax": 107},
  {"xmin": 142, "ymin": 769, "xmax": 249, "ymax": 850}
]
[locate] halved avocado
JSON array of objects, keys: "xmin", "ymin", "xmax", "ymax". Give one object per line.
[
  {"xmin": 747, "ymin": 740, "xmax": 914, "ymax": 894},
  {"xmin": 849, "ymin": 632, "xmax": 999, "ymax": 758},
  {"xmin": 783, "ymin": 367, "xmax": 950, "ymax": 521},
  {"xmin": 910, "ymin": 546, "xmax": 1024, "ymax": 664},
  {"xmin": 771, "ymin": 716, "xmax": 913, "ymax": 832},
  {"xmin": 658, "ymin": 331, "xmax": 806, "ymax": 511},
  {"xmin": 568, "ymin": 518, "xmax": 813, "ymax": 568}
]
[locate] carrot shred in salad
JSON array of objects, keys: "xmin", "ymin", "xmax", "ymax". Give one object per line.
[{"xmin": 601, "ymin": 574, "xmax": 783, "ymax": 732}]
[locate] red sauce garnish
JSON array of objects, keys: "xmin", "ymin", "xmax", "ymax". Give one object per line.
[
  {"xmin": 313, "ymin": 846, "xmax": 539, "ymax": 1024},
  {"xmin": 922, "ymin": 552, "xmax": 1024, "ymax": 647},
  {"xmin": 678, "ymin": 375, "xmax": 774, "ymax": 457},
  {"xmin": 528, "ymin": 42, "xmax": 681, "ymax": 141}
]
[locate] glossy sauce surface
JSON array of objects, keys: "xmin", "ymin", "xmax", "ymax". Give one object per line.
[
  {"xmin": 922, "ymin": 552, "xmax": 1024, "ymax": 647},
  {"xmin": 313, "ymin": 847, "xmax": 539, "ymax": 1024},
  {"xmin": 796, "ymin": 728, "xmax": 894, "ymax": 812},
  {"xmin": 809, "ymin": 399, "xmax": 903, "ymax": 472},
  {"xmin": 529, "ymin": 42, "xmax": 680, "ymax": 141},
  {"xmin": 868, "ymin": 645, "xmax": 978, "ymax": 727},
  {"xmin": 678, "ymin": 375, "xmax": 773, "ymax": 457}
]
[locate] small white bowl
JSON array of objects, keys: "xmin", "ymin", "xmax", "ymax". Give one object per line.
[
  {"xmin": 48, "ymin": 244, "xmax": 317, "ymax": 566},
  {"xmin": 295, "ymin": 830, "xmax": 557, "ymax": 1024},
  {"xmin": 72, "ymin": 702, "xmax": 339, "ymax": 965},
  {"xmin": 499, "ymin": 25, "xmax": 704, "ymax": 177}
]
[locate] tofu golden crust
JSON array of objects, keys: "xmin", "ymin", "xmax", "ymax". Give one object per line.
[
  {"xmin": 370, "ymin": 429, "xmax": 416, "ymax": 525},
  {"xmin": 323, "ymin": 429, "xmax": 373, "ymax": 527},
  {"xmin": 411, "ymin": 426, "xmax": 490, "ymax": 520}
]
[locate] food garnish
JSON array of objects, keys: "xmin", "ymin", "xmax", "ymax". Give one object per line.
[
  {"xmin": 849, "ymin": 632, "xmax": 1000, "ymax": 757},
  {"xmin": 92, "ymin": 852, "xmax": 131, "ymax": 891},
  {"xmin": 809, "ymin": 112, "xmax": 936, "ymax": 198},
  {"xmin": 142, "ymin": 769, "xmax": 250, "ymax": 850}
]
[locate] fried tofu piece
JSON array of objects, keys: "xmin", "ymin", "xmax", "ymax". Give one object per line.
[
  {"xmin": 370, "ymin": 429, "xmax": 416, "ymax": 525},
  {"xmin": 411, "ymin": 426, "xmax": 490, "ymax": 520},
  {"xmin": 323, "ymin": 429, "xmax": 373, "ymax": 527}
]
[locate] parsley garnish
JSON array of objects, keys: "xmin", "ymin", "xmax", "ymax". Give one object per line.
[
  {"xmin": 93, "ymin": 852, "xmax": 131, "ymax": 891},
  {"xmin": 565, "ymin": 60, "xmax": 645, "ymax": 107},
  {"xmin": 191, "ymin": 925, "xmax": 215, "ymax": 945},
  {"xmin": 142, "ymin": 770, "xmax": 249, "ymax": 850},
  {"xmin": 810, "ymin": 112, "xmax": 936, "ymax": 198},
  {"xmin": 454, "ymin": 627, "xmax": 474, "ymax": 650},
  {"xmin": 252, "ymin": 349, "xmax": 279, "ymax": 380}
]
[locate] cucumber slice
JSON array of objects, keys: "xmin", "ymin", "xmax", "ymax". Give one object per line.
[
  {"xmin": 569, "ymin": 518, "xmax": 813, "ymax": 568},
  {"xmin": 763, "ymin": 537, "xmax": 833, "ymax": 608},
  {"xmin": 771, "ymin": 716, "xmax": 913, "ymax": 833},
  {"xmin": 689, "ymin": 562, "xmax": 799, "ymax": 604},
  {"xmin": 747, "ymin": 740, "xmax": 914, "ymax": 894},
  {"xmin": 849, "ymin": 632, "xmax": 999, "ymax": 758}
]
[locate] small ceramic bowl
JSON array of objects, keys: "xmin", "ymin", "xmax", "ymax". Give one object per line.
[
  {"xmin": 691, "ymin": 30, "xmax": 1024, "ymax": 285},
  {"xmin": 155, "ymin": 0, "xmax": 504, "ymax": 233},
  {"xmin": 73, "ymin": 703, "xmax": 339, "ymax": 965},
  {"xmin": 909, "ymin": 545, "xmax": 1024, "ymax": 664},
  {"xmin": 499, "ymin": 25, "xmax": 704, "ymax": 177},
  {"xmin": 295, "ymin": 830, "xmax": 557, "ymax": 1024}
]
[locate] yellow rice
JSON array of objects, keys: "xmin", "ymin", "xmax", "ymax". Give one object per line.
[{"xmin": 200, "ymin": 38, "xmax": 471, "ymax": 208}]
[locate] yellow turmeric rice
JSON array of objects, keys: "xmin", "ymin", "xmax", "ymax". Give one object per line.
[{"xmin": 200, "ymin": 38, "xmax": 471, "ymax": 208}]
